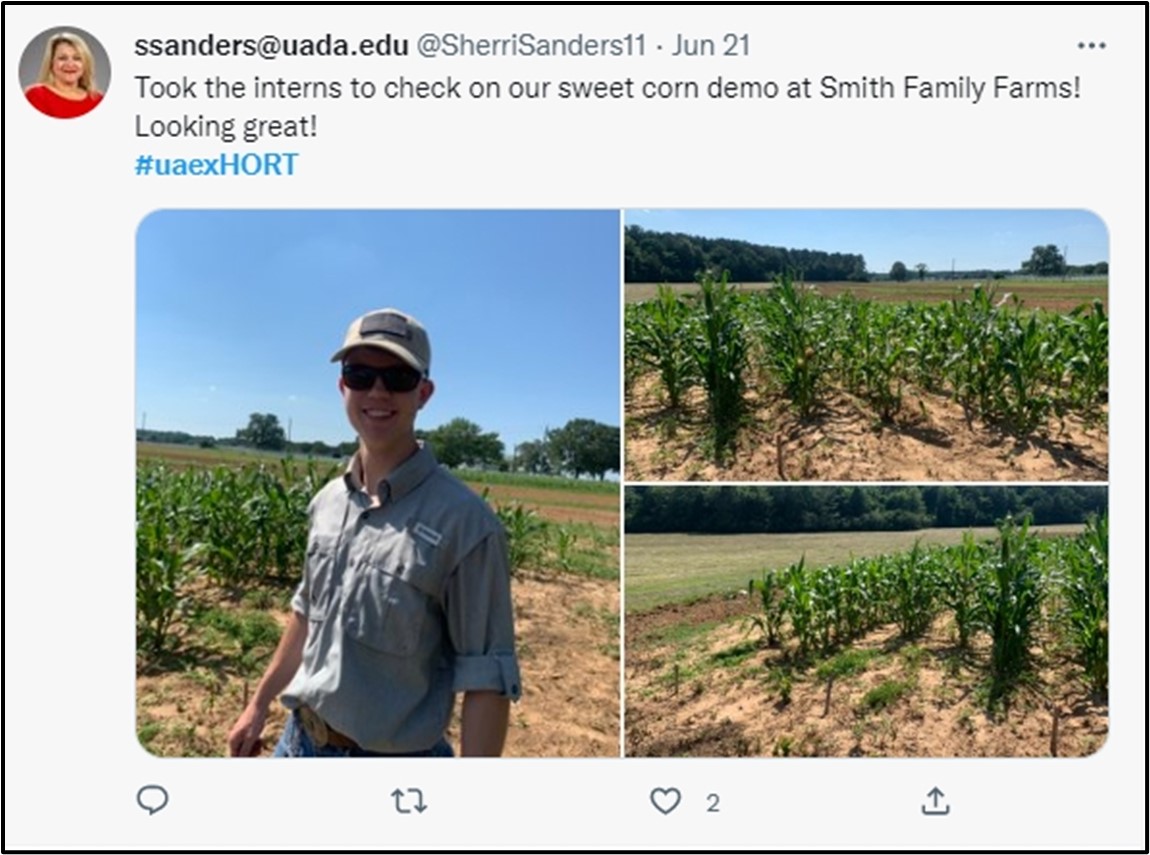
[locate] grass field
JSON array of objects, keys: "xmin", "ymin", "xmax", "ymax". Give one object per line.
[
  {"xmin": 624, "ymin": 278, "xmax": 1107, "ymax": 313},
  {"xmin": 624, "ymin": 525, "xmax": 1085, "ymax": 612}
]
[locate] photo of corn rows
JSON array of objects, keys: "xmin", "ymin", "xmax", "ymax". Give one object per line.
[
  {"xmin": 626, "ymin": 273, "xmax": 1107, "ymax": 481},
  {"xmin": 624, "ymin": 486, "xmax": 1108, "ymax": 758}
]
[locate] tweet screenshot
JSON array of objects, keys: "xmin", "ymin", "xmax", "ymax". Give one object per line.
[{"xmin": 4, "ymin": 5, "xmax": 1146, "ymax": 851}]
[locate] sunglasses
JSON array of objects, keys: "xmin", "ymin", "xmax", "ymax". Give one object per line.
[{"xmin": 341, "ymin": 363, "xmax": 424, "ymax": 393}]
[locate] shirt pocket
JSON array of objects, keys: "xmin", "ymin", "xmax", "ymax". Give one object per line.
[
  {"xmin": 303, "ymin": 534, "xmax": 339, "ymax": 621},
  {"xmin": 347, "ymin": 558, "xmax": 435, "ymax": 657}
]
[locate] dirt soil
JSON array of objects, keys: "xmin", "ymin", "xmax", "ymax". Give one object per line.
[
  {"xmin": 625, "ymin": 594, "xmax": 1108, "ymax": 758},
  {"xmin": 625, "ymin": 377, "xmax": 1108, "ymax": 481},
  {"xmin": 137, "ymin": 573, "xmax": 620, "ymax": 758}
]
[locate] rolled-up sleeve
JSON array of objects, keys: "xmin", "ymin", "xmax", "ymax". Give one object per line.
[
  {"xmin": 290, "ymin": 579, "xmax": 306, "ymax": 615},
  {"xmin": 444, "ymin": 531, "xmax": 522, "ymax": 701}
]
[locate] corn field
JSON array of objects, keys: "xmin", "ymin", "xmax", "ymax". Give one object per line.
[
  {"xmin": 137, "ymin": 459, "xmax": 615, "ymax": 656},
  {"xmin": 626, "ymin": 273, "xmax": 1109, "ymax": 446},
  {"xmin": 749, "ymin": 515, "xmax": 1108, "ymax": 705},
  {"xmin": 136, "ymin": 459, "xmax": 336, "ymax": 655}
]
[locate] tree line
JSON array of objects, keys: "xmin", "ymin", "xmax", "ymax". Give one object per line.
[
  {"xmin": 416, "ymin": 416, "xmax": 618, "ymax": 479},
  {"xmin": 884, "ymin": 246, "xmax": 1108, "ymax": 282},
  {"xmin": 625, "ymin": 226, "xmax": 868, "ymax": 283},
  {"xmin": 137, "ymin": 413, "xmax": 620, "ymax": 480},
  {"xmin": 625, "ymin": 227, "xmax": 1107, "ymax": 284},
  {"xmin": 625, "ymin": 485, "xmax": 1107, "ymax": 534}
]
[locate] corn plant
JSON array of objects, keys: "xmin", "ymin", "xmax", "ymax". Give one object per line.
[
  {"xmin": 938, "ymin": 532, "xmax": 987, "ymax": 650},
  {"xmin": 835, "ymin": 559, "xmax": 871, "ymax": 643},
  {"xmin": 1062, "ymin": 513, "xmax": 1108, "ymax": 695},
  {"xmin": 749, "ymin": 568, "xmax": 785, "ymax": 647},
  {"xmin": 242, "ymin": 466, "xmax": 309, "ymax": 583},
  {"xmin": 826, "ymin": 293, "xmax": 866, "ymax": 395},
  {"xmin": 996, "ymin": 305, "xmax": 1056, "ymax": 435},
  {"xmin": 136, "ymin": 465, "xmax": 204, "ymax": 655},
  {"xmin": 858, "ymin": 304, "xmax": 911, "ymax": 422},
  {"xmin": 906, "ymin": 301, "xmax": 953, "ymax": 394},
  {"xmin": 981, "ymin": 515, "xmax": 1045, "ymax": 706},
  {"xmin": 858, "ymin": 554, "xmax": 894, "ymax": 632},
  {"xmin": 752, "ymin": 271, "xmax": 827, "ymax": 418},
  {"xmin": 550, "ymin": 524, "xmax": 578, "ymax": 572},
  {"xmin": 810, "ymin": 566, "xmax": 843, "ymax": 653},
  {"xmin": 1065, "ymin": 299, "xmax": 1109, "ymax": 424},
  {"xmin": 494, "ymin": 500, "xmax": 548, "ymax": 575},
  {"xmin": 193, "ymin": 468, "xmax": 259, "ymax": 587},
  {"xmin": 782, "ymin": 557, "xmax": 818, "ymax": 658},
  {"xmin": 942, "ymin": 284, "xmax": 1004, "ymax": 425},
  {"xmin": 890, "ymin": 539, "xmax": 938, "ymax": 639},
  {"xmin": 628, "ymin": 285, "xmax": 696, "ymax": 410},
  {"xmin": 688, "ymin": 271, "xmax": 748, "ymax": 461}
]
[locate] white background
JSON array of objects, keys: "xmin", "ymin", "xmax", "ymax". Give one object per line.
[{"xmin": 4, "ymin": 5, "xmax": 1145, "ymax": 851}]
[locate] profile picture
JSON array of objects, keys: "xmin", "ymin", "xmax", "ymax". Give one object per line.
[{"xmin": 20, "ymin": 26, "xmax": 110, "ymax": 119}]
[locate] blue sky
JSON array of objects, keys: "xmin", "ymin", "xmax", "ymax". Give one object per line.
[
  {"xmin": 624, "ymin": 210, "xmax": 1108, "ymax": 274},
  {"xmin": 136, "ymin": 210, "xmax": 620, "ymax": 451}
]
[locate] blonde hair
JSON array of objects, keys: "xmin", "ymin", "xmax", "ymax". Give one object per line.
[{"xmin": 36, "ymin": 32, "xmax": 100, "ymax": 94}]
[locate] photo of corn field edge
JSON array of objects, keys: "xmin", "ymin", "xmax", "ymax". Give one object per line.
[
  {"xmin": 623, "ymin": 219, "xmax": 1108, "ymax": 482},
  {"xmin": 624, "ymin": 485, "xmax": 1108, "ymax": 758},
  {"xmin": 135, "ymin": 444, "xmax": 620, "ymax": 758}
]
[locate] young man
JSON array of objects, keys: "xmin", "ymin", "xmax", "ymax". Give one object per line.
[{"xmin": 227, "ymin": 308, "xmax": 521, "ymax": 757}]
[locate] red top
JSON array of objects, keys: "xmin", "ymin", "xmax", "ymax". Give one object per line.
[{"xmin": 25, "ymin": 85, "xmax": 103, "ymax": 119}]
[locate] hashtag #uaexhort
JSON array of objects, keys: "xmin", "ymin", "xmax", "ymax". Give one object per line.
[{"xmin": 134, "ymin": 152, "xmax": 299, "ymax": 176}]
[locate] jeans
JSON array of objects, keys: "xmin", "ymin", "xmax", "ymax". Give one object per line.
[{"xmin": 272, "ymin": 709, "xmax": 454, "ymax": 757}]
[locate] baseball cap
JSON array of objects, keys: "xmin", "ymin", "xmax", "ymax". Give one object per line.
[{"xmin": 330, "ymin": 308, "xmax": 431, "ymax": 375}]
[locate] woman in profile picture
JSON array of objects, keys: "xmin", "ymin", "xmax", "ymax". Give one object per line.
[{"xmin": 25, "ymin": 32, "xmax": 103, "ymax": 119}]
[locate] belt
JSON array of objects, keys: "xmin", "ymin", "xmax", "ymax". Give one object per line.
[{"xmin": 298, "ymin": 705, "xmax": 360, "ymax": 749}]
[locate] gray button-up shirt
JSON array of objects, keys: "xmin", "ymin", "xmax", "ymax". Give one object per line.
[{"xmin": 281, "ymin": 444, "xmax": 521, "ymax": 753}]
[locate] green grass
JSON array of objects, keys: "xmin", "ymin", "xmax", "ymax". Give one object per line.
[
  {"xmin": 137, "ymin": 720, "xmax": 163, "ymax": 747},
  {"xmin": 644, "ymin": 616, "xmax": 755, "ymax": 689},
  {"xmin": 192, "ymin": 607, "xmax": 282, "ymax": 674},
  {"xmin": 624, "ymin": 525, "xmax": 1084, "ymax": 613},
  {"xmin": 815, "ymin": 648, "xmax": 878, "ymax": 682},
  {"xmin": 655, "ymin": 659, "xmax": 705, "ymax": 689},
  {"xmin": 709, "ymin": 640, "xmax": 758, "ymax": 668},
  {"xmin": 241, "ymin": 585, "xmax": 293, "ymax": 612},
  {"xmin": 637, "ymin": 619, "xmax": 721, "ymax": 646},
  {"xmin": 859, "ymin": 679, "xmax": 913, "ymax": 712},
  {"xmin": 556, "ymin": 548, "xmax": 619, "ymax": 580},
  {"xmin": 546, "ymin": 522, "xmax": 620, "ymax": 580},
  {"xmin": 900, "ymin": 645, "xmax": 928, "ymax": 675}
]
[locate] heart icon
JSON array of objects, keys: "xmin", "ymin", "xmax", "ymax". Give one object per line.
[{"xmin": 650, "ymin": 787, "xmax": 682, "ymax": 815}]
